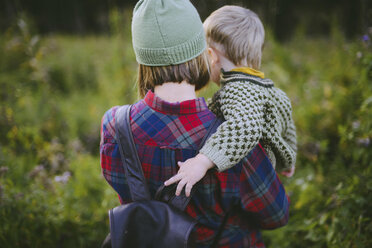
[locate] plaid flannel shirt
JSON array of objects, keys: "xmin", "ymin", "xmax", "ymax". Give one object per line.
[{"xmin": 100, "ymin": 91, "xmax": 289, "ymax": 247}]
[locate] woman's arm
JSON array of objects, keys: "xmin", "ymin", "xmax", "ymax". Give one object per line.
[{"xmin": 100, "ymin": 106, "xmax": 128, "ymax": 204}]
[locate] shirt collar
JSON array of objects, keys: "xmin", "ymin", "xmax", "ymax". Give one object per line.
[{"xmin": 144, "ymin": 90, "xmax": 208, "ymax": 115}]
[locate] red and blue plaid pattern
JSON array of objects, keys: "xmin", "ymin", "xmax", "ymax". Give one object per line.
[{"xmin": 100, "ymin": 91, "xmax": 289, "ymax": 247}]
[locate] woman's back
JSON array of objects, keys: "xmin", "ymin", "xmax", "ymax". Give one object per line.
[{"xmin": 100, "ymin": 91, "xmax": 289, "ymax": 247}]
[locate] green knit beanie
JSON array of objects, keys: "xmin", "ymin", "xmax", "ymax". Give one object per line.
[{"xmin": 131, "ymin": 0, "xmax": 206, "ymax": 66}]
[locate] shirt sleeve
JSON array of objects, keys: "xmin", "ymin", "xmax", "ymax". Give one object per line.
[
  {"xmin": 100, "ymin": 106, "xmax": 129, "ymax": 204},
  {"xmin": 239, "ymin": 144, "xmax": 290, "ymax": 229},
  {"xmin": 200, "ymin": 82, "xmax": 265, "ymax": 171}
]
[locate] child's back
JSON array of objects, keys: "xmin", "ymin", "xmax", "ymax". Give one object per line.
[{"xmin": 206, "ymin": 67, "xmax": 297, "ymax": 171}]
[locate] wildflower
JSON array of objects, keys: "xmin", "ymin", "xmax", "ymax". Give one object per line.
[
  {"xmin": 356, "ymin": 51, "xmax": 362, "ymax": 59},
  {"xmin": 356, "ymin": 137, "xmax": 370, "ymax": 147},
  {"xmin": 352, "ymin": 121, "xmax": 360, "ymax": 130},
  {"xmin": 28, "ymin": 165, "xmax": 44, "ymax": 178},
  {"xmin": 54, "ymin": 171, "xmax": 71, "ymax": 183}
]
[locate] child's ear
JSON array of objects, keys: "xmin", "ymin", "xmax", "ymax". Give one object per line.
[{"xmin": 208, "ymin": 47, "xmax": 219, "ymax": 65}]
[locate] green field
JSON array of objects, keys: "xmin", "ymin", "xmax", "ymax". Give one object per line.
[{"xmin": 0, "ymin": 17, "xmax": 371, "ymax": 247}]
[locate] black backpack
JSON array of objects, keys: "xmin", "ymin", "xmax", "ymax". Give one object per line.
[{"xmin": 102, "ymin": 105, "xmax": 224, "ymax": 248}]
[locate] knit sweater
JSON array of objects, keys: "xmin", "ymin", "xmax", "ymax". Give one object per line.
[{"xmin": 200, "ymin": 68, "xmax": 297, "ymax": 172}]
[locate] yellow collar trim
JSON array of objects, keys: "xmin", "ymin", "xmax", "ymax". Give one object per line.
[{"xmin": 231, "ymin": 67, "xmax": 265, "ymax": 79}]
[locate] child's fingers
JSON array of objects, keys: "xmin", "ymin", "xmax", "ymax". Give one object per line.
[
  {"xmin": 280, "ymin": 167, "xmax": 295, "ymax": 177},
  {"xmin": 281, "ymin": 171, "xmax": 293, "ymax": 177},
  {"xmin": 185, "ymin": 182, "xmax": 193, "ymax": 197},
  {"xmin": 164, "ymin": 173, "xmax": 182, "ymax": 186},
  {"xmin": 175, "ymin": 178, "xmax": 188, "ymax": 196},
  {"xmin": 177, "ymin": 161, "xmax": 184, "ymax": 167}
]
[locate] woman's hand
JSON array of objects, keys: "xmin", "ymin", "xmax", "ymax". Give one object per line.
[{"xmin": 164, "ymin": 153, "xmax": 214, "ymax": 197}]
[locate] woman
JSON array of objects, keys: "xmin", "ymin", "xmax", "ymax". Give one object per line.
[{"xmin": 100, "ymin": 0, "xmax": 289, "ymax": 247}]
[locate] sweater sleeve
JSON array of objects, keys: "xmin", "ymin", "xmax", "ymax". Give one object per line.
[
  {"xmin": 263, "ymin": 89, "xmax": 297, "ymax": 171},
  {"xmin": 283, "ymin": 108, "xmax": 297, "ymax": 169},
  {"xmin": 200, "ymin": 82, "xmax": 265, "ymax": 171},
  {"xmin": 285, "ymin": 113, "xmax": 297, "ymax": 154}
]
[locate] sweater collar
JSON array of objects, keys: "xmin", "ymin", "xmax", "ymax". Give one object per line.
[
  {"xmin": 231, "ymin": 67, "xmax": 265, "ymax": 79},
  {"xmin": 221, "ymin": 68, "xmax": 274, "ymax": 88},
  {"xmin": 144, "ymin": 90, "xmax": 208, "ymax": 115}
]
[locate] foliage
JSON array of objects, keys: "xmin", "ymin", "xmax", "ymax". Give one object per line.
[
  {"xmin": 0, "ymin": 13, "xmax": 135, "ymax": 247},
  {"xmin": 261, "ymin": 28, "xmax": 372, "ymax": 248},
  {"xmin": 0, "ymin": 14, "xmax": 371, "ymax": 247}
]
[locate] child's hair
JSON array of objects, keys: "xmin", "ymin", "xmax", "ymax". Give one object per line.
[
  {"xmin": 203, "ymin": 5, "xmax": 265, "ymax": 69},
  {"xmin": 137, "ymin": 52, "xmax": 210, "ymax": 98}
]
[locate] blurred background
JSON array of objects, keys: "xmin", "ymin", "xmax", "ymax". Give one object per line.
[{"xmin": 0, "ymin": 0, "xmax": 371, "ymax": 247}]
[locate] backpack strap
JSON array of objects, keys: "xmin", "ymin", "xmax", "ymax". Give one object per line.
[
  {"xmin": 115, "ymin": 104, "xmax": 221, "ymax": 207},
  {"xmin": 115, "ymin": 105, "xmax": 151, "ymax": 201}
]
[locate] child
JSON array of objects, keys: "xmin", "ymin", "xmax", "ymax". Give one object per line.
[{"xmin": 165, "ymin": 6, "xmax": 297, "ymax": 196}]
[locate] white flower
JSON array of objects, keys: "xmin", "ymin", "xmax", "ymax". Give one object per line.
[{"xmin": 54, "ymin": 171, "xmax": 71, "ymax": 183}]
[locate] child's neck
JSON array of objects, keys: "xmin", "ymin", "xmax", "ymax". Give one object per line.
[
  {"xmin": 154, "ymin": 81, "xmax": 196, "ymax": 103},
  {"xmin": 219, "ymin": 56, "xmax": 245, "ymax": 72}
]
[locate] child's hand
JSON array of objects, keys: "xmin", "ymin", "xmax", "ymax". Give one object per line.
[
  {"xmin": 164, "ymin": 153, "xmax": 214, "ymax": 197},
  {"xmin": 280, "ymin": 166, "xmax": 295, "ymax": 177}
]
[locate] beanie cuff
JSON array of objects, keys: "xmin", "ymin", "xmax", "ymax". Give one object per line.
[{"xmin": 134, "ymin": 29, "xmax": 206, "ymax": 66}]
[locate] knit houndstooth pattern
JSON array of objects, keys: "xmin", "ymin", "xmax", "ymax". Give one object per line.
[{"xmin": 200, "ymin": 71, "xmax": 297, "ymax": 172}]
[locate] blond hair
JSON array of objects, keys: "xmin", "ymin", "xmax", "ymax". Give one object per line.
[
  {"xmin": 204, "ymin": 6, "xmax": 265, "ymax": 69},
  {"xmin": 137, "ymin": 52, "xmax": 210, "ymax": 98}
]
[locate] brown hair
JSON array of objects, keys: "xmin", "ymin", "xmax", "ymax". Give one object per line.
[
  {"xmin": 137, "ymin": 52, "xmax": 210, "ymax": 98},
  {"xmin": 203, "ymin": 6, "xmax": 265, "ymax": 69}
]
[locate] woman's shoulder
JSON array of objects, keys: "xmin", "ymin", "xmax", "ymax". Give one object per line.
[
  {"xmin": 101, "ymin": 106, "xmax": 121, "ymax": 139},
  {"xmin": 102, "ymin": 106, "xmax": 121, "ymax": 123}
]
